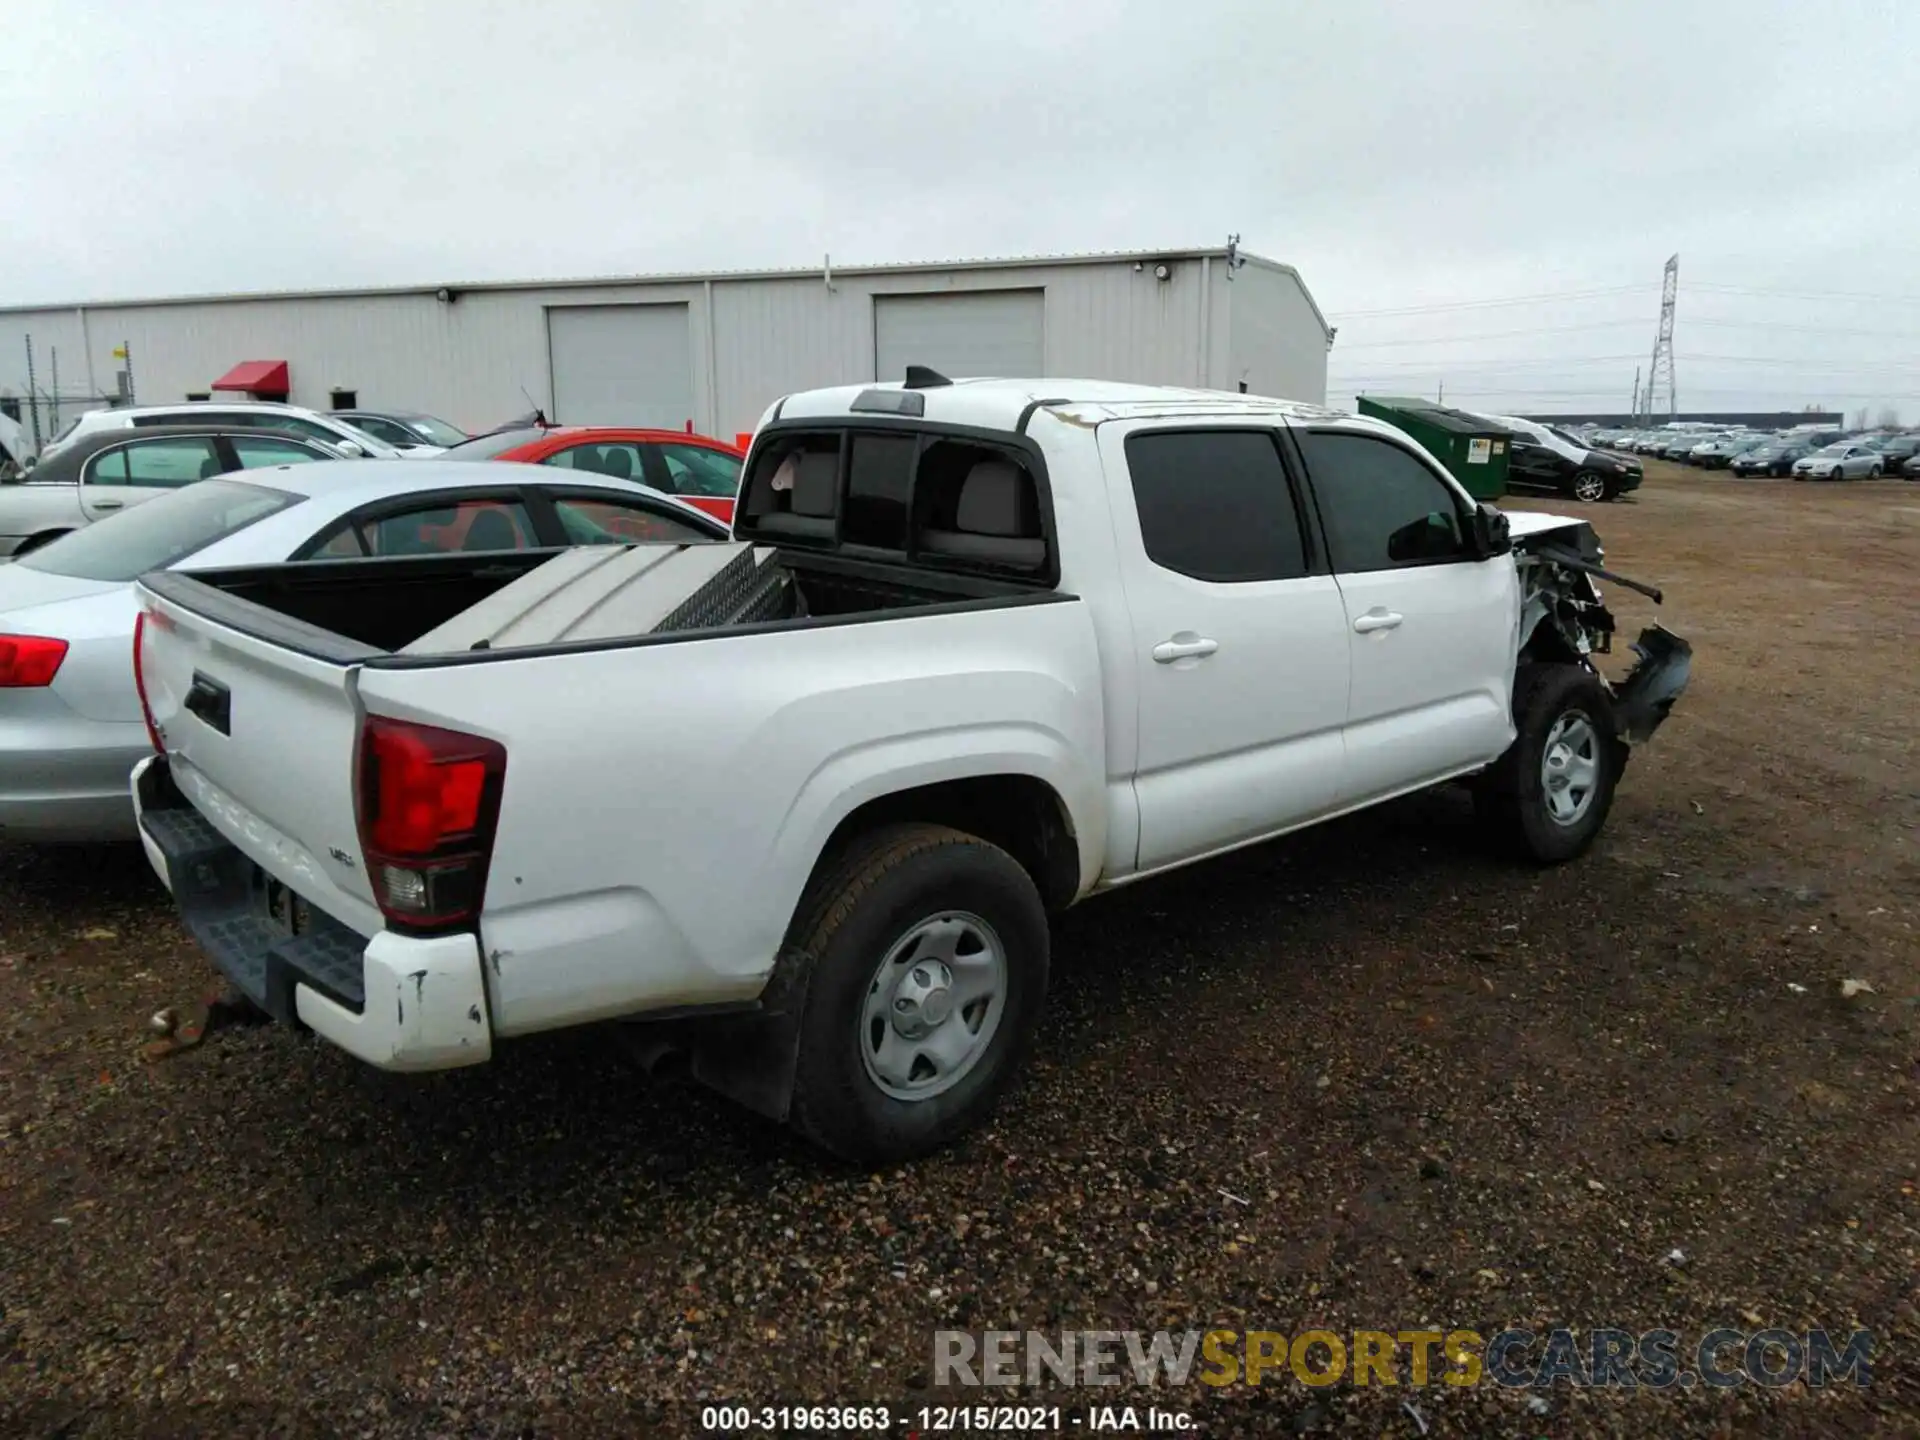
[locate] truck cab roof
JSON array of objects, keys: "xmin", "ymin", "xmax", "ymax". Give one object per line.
[{"xmin": 772, "ymin": 377, "xmax": 1351, "ymax": 436}]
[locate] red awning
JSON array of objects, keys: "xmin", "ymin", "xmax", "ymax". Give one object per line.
[{"xmin": 210, "ymin": 360, "xmax": 290, "ymax": 394}]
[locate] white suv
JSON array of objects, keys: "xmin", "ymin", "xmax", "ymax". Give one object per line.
[{"xmin": 39, "ymin": 402, "xmax": 414, "ymax": 463}]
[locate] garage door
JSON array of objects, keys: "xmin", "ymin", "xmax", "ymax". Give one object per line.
[
  {"xmin": 547, "ymin": 304, "xmax": 694, "ymax": 428},
  {"xmin": 873, "ymin": 290, "xmax": 1045, "ymax": 383}
]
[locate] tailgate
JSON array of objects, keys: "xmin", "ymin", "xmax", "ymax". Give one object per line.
[{"xmin": 137, "ymin": 583, "xmax": 380, "ymax": 931}]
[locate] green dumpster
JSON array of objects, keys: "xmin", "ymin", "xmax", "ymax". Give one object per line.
[{"xmin": 1356, "ymin": 396, "xmax": 1511, "ymax": 501}]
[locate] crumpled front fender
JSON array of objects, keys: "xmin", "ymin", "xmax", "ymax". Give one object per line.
[{"xmin": 1612, "ymin": 625, "xmax": 1692, "ymax": 744}]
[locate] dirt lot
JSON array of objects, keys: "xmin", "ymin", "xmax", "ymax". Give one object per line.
[{"xmin": 2, "ymin": 463, "xmax": 1916, "ymax": 1437}]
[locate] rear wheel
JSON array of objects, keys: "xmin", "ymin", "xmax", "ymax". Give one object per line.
[
  {"xmin": 1476, "ymin": 663, "xmax": 1627, "ymax": 864},
  {"xmin": 1570, "ymin": 471, "xmax": 1609, "ymax": 503},
  {"xmin": 1868, "ymin": 464, "xmax": 1883, "ymax": 478},
  {"xmin": 787, "ymin": 823, "xmax": 1049, "ymax": 1164}
]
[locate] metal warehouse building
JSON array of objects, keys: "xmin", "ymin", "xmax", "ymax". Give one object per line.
[{"xmin": 0, "ymin": 247, "xmax": 1330, "ymax": 447}]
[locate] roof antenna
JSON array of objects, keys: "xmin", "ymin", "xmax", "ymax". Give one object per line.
[
  {"xmin": 520, "ymin": 384, "xmax": 549, "ymax": 428},
  {"xmin": 904, "ymin": 365, "xmax": 952, "ymax": 389}
]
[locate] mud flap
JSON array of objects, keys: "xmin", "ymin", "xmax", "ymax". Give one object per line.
[
  {"xmin": 685, "ymin": 944, "xmax": 815, "ymax": 1123},
  {"xmin": 1612, "ymin": 625, "xmax": 1692, "ymax": 743}
]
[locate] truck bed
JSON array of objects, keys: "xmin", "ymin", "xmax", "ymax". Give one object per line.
[{"xmin": 141, "ymin": 542, "xmax": 1047, "ymax": 664}]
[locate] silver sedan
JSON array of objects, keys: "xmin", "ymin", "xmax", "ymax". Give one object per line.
[
  {"xmin": 0, "ymin": 460, "xmax": 724, "ymax": 842},
  {"xmin": 1790, "ymin": 444, "xmax": 1888, "ymax": 480}
]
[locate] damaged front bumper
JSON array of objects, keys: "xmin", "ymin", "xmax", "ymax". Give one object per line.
[
  {"xmin": 1610, "ymin": 624, "xmax": 1692, "ymax": 744},
  {"xmin": 1509, "ymin": 519, "xmax": 1692, "ymax": 745}
]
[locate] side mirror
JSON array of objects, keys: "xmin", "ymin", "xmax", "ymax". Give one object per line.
[
  {"xmin": 335, "ymin": 440, "xmax": 367, "ymax": 458},
  {"xmin": 1470, "ymin": 503, "xmax": 1511, "ymax": 559}
]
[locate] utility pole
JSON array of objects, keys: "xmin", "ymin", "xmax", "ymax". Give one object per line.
[
  {"xmin": 1632, "ymin": 365, "xmax": 1641, "ymax": 422},
  {"xmin": 1437, "ymin": 379, "xmax": 1444, "ymax": 403},
  {"xmin": 48, "ymin": 348, "xmax": 60, "ymax": 435},
  {"xmin": 23, "ymin": 335, "xmax": 40, "ymax": 449},
  {"xmin": 1645, "ymin": 255, "xmax": 1678, "ymax": 418},
  {"xmin": 113, "ymin": 341, "xmax": 135, "ymax": 406}
]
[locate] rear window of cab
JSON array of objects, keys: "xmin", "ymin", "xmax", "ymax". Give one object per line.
[{"xmin": 735, "ymin": 425, "xmax": 1054, "ymax": 582}]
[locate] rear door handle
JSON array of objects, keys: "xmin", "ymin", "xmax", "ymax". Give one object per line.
[
  {"xmin": 1152, "ymin": 636, "xmax": 1219, "ymax": 663},
  {"xmin": 93, "ymin": 501, "xmax": 124, "ymax": 511},
  {"xmin": 1353, "ymin": 609, "xmax": 1403, "ymax": 634}
]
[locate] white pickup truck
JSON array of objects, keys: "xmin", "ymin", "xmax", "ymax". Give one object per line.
[{"xmin": 130, "ymin": 377, "xmax": 1690, "ymax": 1162}]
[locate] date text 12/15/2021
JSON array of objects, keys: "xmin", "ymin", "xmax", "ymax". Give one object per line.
[{"xmin": 700, "ymin": 1404, "xmax": 1195, "ymax": 1433}]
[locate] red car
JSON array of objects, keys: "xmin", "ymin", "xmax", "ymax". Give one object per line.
[{"xmin": 441, "ymin": 426, "xmax": 745, "ymax": 524}]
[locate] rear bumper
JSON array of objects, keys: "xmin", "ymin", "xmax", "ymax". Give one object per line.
[
  {"xmin": 0, "ymin": 715, "xmax": 147, "ymax": 843},
  {"xmin": 132, "ymin": 755, "xmax": 492, "ymax": 1071}
]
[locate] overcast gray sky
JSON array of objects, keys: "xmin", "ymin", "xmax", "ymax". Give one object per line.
[{"xmin": 5, "ymin": 0, "xmax": 1917, "ymax": 416}]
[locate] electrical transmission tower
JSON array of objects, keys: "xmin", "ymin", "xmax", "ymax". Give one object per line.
[{"xmin": 1644, "ymin": 254, "xmax": 1678, "ymax": 420}]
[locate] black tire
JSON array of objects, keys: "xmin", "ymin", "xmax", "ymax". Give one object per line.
[
  {"xmin": 1868, "ymin": 465, "xmax": 1883, "ymax": 478},
  {"xmin": 786, "ymin": 823, "xmax": 1049, "ymax": 1165},
  {"xmin": 1475, "ymin": 664, "xmax": 1627, "ymax": 865},
  {"xmin": 1569, "ymin": 471, "xmax": 1609, "ymax": 504}
]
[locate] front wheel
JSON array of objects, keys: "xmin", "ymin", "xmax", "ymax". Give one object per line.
[
  {"xmin": 786, "ymin": 823, "xmax": 1049, "ymax": 1164},
  {"xmin": 1570, "ymin": 471, "xmax": 1609, "ymax": 503},
  {"xmin": 1475, "ymin": 664, "xmax": 1627, "ymax": 864}
]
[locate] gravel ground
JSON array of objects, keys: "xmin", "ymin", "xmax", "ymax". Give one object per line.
[{"xmin": 2, "ymin": 464, "xmax": 1916, "ymax": 1437}]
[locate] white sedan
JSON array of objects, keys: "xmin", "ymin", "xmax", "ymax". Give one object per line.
[
  {"xmin": 1790, "ymin": 443, "xmax": 1887, "ymax": 480},
  {"xmin": 0, "ymin": 460, "xmax": 724, "ymax": 843}
]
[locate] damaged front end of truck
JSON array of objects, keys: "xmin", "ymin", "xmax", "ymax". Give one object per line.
[{"xmin": 1508, "ymin": 517, "xmax": 1693, "ymax": 744}]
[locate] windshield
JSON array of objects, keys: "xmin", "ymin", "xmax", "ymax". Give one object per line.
[
  {"xmin": 1548, "ymin": 427, "xmax": 1587, "ymax": 448},
  {"xmin": 16, "ymin": 479, "xmax": 300, "ymax": 581},
  {"xmin": 401, "ymin": 415, "xmax": 468, "ymax": 447},
  {"xmin": 439, "ymin": 427, "xmax": 547, "ymax": 460}
]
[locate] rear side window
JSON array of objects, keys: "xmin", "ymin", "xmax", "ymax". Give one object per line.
[
  {"xmin": 313, "ymin": 499, "xmax": 537, "ymax": 557},
  {"xmin": 230, "ymin": 437, "xmax": 326, "ymax": 468},
  {"xmin": 1123, "ymin": 430, "xmax": 1307, "ymax": 583},
  {"xmin": 1295, "ymin": 431, "xmax": 1471, "ymax": 573},
  {"xmin": 16, "ymin": 479, "xmax": 299, "ymax": 580},
  {"xmin": 86, "ymin": 436, "xmax": 223, "ymax": 488},
  {"xmin": 545, "ymin": 443, "xmax": 644, "ymax": 481}
]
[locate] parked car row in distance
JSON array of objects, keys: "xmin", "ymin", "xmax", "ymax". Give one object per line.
[{"xmin": 1566, "ymin": 423, "xmax": 1920, "ymax": 480}]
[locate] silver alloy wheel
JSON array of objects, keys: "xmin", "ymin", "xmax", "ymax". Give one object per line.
[
  {"xmin": 1572, "ymin": 472, "xmax": 1607, "ymax": 503},
  {"xmin": 858, "ymin": 912, "xmax": 1007, "ymax": 1101},
  {"xmin": 1540, "ymin": 711, "xmax": 1601, "ymax": 826}
]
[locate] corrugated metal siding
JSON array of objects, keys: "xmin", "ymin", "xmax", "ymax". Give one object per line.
[
  {"xmin": 1, "ymin": 255, "xmax": 1326, "ymax": 444},
  {"xmin": 1226, "ymin": 262, "xmax": 1328, "ymax": 406}
]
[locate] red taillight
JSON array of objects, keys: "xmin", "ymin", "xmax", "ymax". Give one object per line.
[
  {"xmin": 0, "ymin": 634, "xmax": 68, "ymax": 688},
  {"xmin": 131, "ymin": 612, "xmax": 164, "ymax": 752},
  {"xmin": 356, "ymin": 715, "xmax": 506, "ymax": 930}
]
